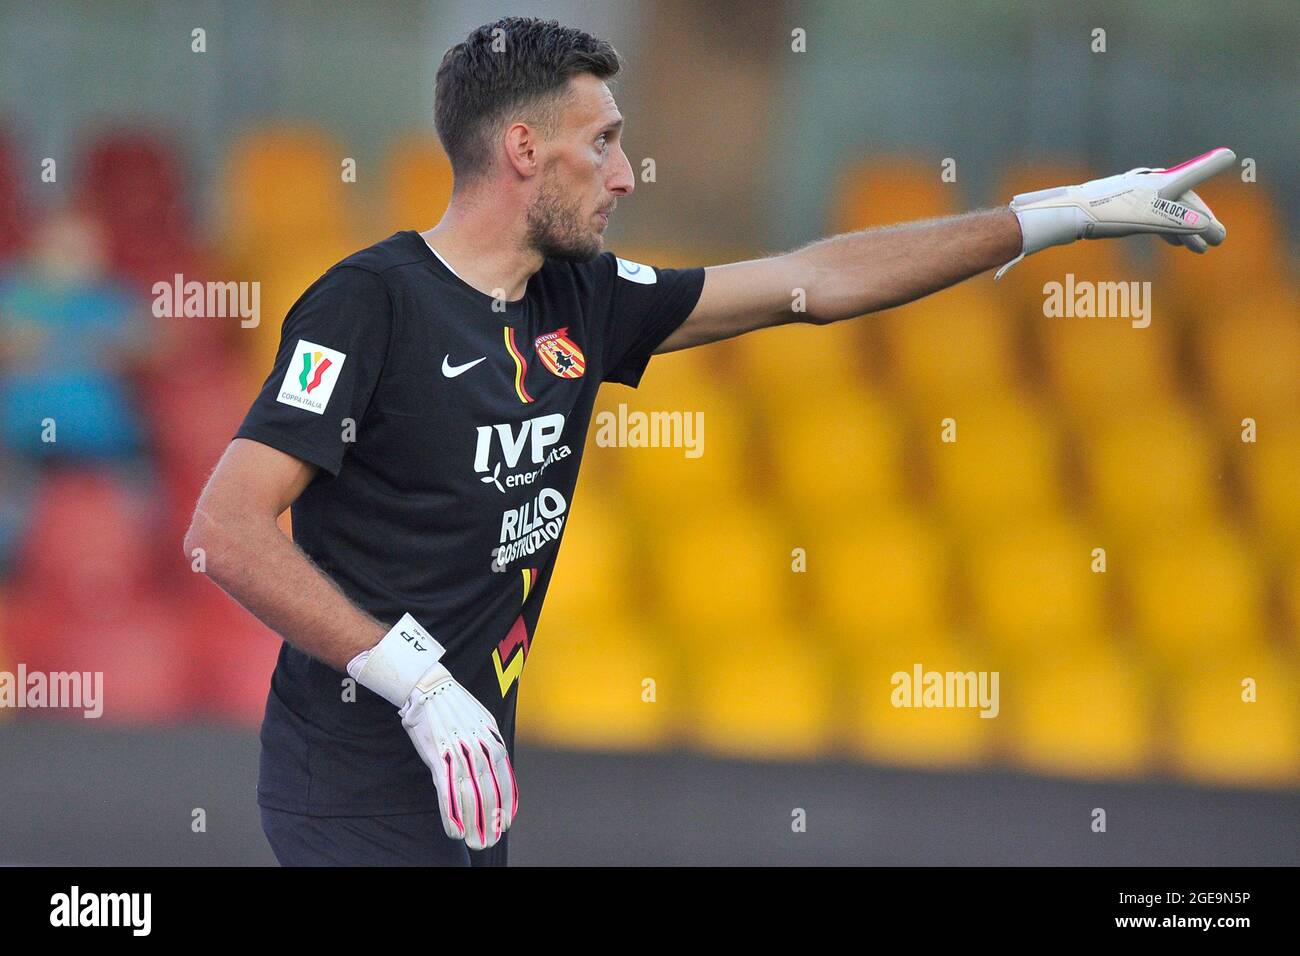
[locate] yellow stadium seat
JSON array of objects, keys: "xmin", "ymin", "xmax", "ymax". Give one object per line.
[
  {"xmin": 1126, "ymin": 522, "xmax": 1267, "ymax": 667},
  {"xmin": 380, "ymin": 132, "xmax": 455, "ymax": 235},
  {"xmin": 542, "ymin": 493, "xmax": 634, "ymax": 624},
  {"xmin": 833, "ymin": 154, "xmax": 961, "ymax": 232},
  {"xmin": 1197, "ymin": 287, "xmax": 1300, "ymax": 423},
  {"xmin": 882, "ymin": 283, "xmax": 1020, "ymax": 407},
  {"xmin": 765, "ymin": 382, "xmax": 906, "ymax": 522},
  {"xmin": 1040, "ymin": 308, "xmax": 1180, "ymax": 431},
  {"xmin": 925, "ymin": 394, "xmax": 1062, "ymax": 535},
  {"xmin": 518, "ymin": 620, "xmax": 675, "ymax": 750},
  {"xmin": 1084, "ymin": 404, "xmax": 1219, "ymax": 539},
  {"xmin": 965, "ymin": 516, "xmax": 1110, "ymax": 660},
  {"xmin": 221, "ymin": 126, "xmax": 355, "ymax": 269},
  {"xmin": 810, "ymin": 510, "xmax": 950, "ymax": 648},
  {"xmin": 1240, "ymin": 421, "xmax": 1300, "ymax": 559},
  {"xmin": 1281, "ymin": 561, "xmax": 1300, "ymax": 652},
  {"xmin": 729, "ymin": 319, "xmax": 873, "ymax": 420},
  {"xmin": 651, "ymin": 501, "xmax": 793, "ymax": 638},
  {"xmin": 686, "ymin": 632, "xmax": 836, "ymax": 759},
  {"xmin": 1155, "ymin": 183, "xmax": 1288, "ymax": 320},
  {"xmin": 1003, "ymin": 646, "xmax": 1155, "ymax": 778},
  {"xmin": 611, "ymin": 347, "xmax": 754, "ymax": 503},
  {"xmin": 1167, "ymin": 653, "xmax": 1300, "ymax": 786},
  {"xmin": 846, "ymin": 632, "xmax": 997, "ymax": 768}
]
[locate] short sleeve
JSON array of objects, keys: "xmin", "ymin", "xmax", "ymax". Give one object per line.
[
  {"xmin": 235, "ymin": 265, "xmax": 394, "ymax": 476},
  {"xmin": 594, "ymin": 253, "xmax": 706, "ymax": 388}
]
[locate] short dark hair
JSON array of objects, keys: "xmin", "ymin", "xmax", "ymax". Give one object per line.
[{"xmin": 434, "ymin": 17, "xmax": 621, "ymax": 185}]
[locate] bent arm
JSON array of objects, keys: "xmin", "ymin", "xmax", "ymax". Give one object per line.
[
  {"xmin": 183, "ymin": 437, "xmax": 385, "ymax": 672},
  {"xmin": 655, "ymin": 207, "xmax": 1022, "ymax": 353}
]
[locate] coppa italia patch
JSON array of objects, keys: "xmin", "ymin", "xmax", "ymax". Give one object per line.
[
  {"xmin": 276, "ymin": 339, "xmax": 347, "ymax": 414},
  {"xmin": 534, "ymin": 327, "xmax": 586, "ymax": 379}
]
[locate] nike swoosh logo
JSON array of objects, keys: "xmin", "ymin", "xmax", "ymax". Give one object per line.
[{"xmin": 442, "ymin": 355, "xmax": 486, "ymax": 378}]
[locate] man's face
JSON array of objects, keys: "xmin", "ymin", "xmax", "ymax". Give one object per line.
[{"xmin": 524, "ymin": 73, "xmax": 634, "ymax": 262}]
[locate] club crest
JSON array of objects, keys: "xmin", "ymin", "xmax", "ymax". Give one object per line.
[{"xmin": 534, "ymin": 327, "xmax": 586, "ymax": 379}]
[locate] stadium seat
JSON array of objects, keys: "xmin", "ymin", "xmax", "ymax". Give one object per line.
[
  {"xmin": 220, "ymin": 126, "xmax": 357, "ymax": 271},
  {"xmin": 809, "ymin": 509, "xmax": 951, "ymax": 650},
  {"xmin": 882, "ymin": 282, "xmax": 1021, "ymax": 409},
  {"xmin": 729, "ymin": 319, "xmax": 874, "ymax": 424},
  {"xmin": 1083, "ymin": 403, "xmax": 1220, "ymax": 542},
  {"xmin": 0, "ymin": 130, "xmax": 33, "ymax": 264},
  {"xmin": 652, "ymin": 500, "xmax": 793, "ymax": 639},
  {"xmin": 1039, "ymin": 307, "xmax": 1180, "ymax": 433},
  {"xmin": 75, "ymin": 129, "xmax": 200, "ymax": 290},
  {"xmin": 1003, "ymin": 646, "xmax": 1155, "ymax": 778},
  {"xmin": 686, "ymin": 631, "xmax": 836, "ymax": 759},
  {"xmin": 3, "ymin": 470, "xmax": 194, "ymax": 722},
  {"xmin": 965, "ymin": 515, "xmax": 1110, "ymax": 660},
  {"xmin": 833, "ymin": 154, "xmax": 961, "ymax": 232},
  {"xmin": 1239, "ymin": 420, "xmax": 1300, "ymax": 560},
  {"xmin": 924, "ymin": 392, "xmax": 1062, "ymax": 536},
  {"xmin": 764, "ymin": 380, "xmax": 906, "ymax": 523},
  {"xmin": 613, "ymin": 346, "xmax": 756, "ymax": 504},
  {"xmin": 1281, "ymin": 559, "xmax": 1300, "ymax": 648},
  {"xmin": 185, "ymin": 583, "xmax": 282, "ymax": 726},
  {"xmin": 380, "ymin": 132, "xmax": 455, "ymax": 235},
  {"xmin": 1196, "ymin": 287, "xmax": 1300, "ymax": 424},
  {"xmin": 846, "ymin": 632, "xmax": 997, "ymax": 768},
  {"xmin": 1126, "ymin": 521, "xmax": 1267, "ymax": 667},
  {"xmin": 518, "ymin": 620, "xmax": 676, "ymax": 751},
  {"xmin": 542, "ymin": 493, "xmax": 636, "ymax": 626},
  {"xmin": 1167, "ymin": 653, "xmax": 1300, "ymax": 786}
]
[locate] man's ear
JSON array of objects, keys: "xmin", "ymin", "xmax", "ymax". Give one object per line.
[{"xmin": 503, "ymin": 121, "xmax": 539, "ymax": 179}]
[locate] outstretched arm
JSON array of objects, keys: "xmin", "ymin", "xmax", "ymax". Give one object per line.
[
  {"xmin": 657, "ymin": 207, "xmax": 1021, "ymax": 353},
  {"xmin": 657, "ymin": 147, "xmax": 1234, "ymax": 354}
]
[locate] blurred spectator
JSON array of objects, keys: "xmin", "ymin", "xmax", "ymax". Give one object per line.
[{"xmin": 0, "ymin": 209, "xmax": 155, "ymax": 465}]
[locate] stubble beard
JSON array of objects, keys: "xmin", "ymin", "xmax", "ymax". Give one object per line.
[{"xmin": 525, "ymin": 173, "xmax": 602, "ymax": 263}]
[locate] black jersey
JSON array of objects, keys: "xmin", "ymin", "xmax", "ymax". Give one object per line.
[{"xmin": 234, "ymin": 230, "xmax": 705, "ymax": 816}]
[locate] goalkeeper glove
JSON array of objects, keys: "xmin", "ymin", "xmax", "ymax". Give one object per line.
[
  {"xmin": 995, "ymin": 146, "xmax": 1234, "ymax": 279},
  {"xmin": 349, "ymin": 614, "xmax": 517, "ymax": 851}
]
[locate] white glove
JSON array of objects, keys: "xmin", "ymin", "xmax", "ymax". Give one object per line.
[
  {"xmin": 995, "ymin": 146, "xmax": 1234, "ymax": 279},
  {"xmin": 349, "ymin": 614, "xmax": 517, "ymax": 851}
]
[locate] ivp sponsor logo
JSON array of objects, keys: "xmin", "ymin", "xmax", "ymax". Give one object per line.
[{"xmin": 474, "ymin": 412, "xmax": 571, "ymax": 492}]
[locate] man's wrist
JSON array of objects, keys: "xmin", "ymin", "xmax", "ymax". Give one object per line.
[{"xmin": 349, "ymin": 613, "xmax": 447, "ymax": 707}]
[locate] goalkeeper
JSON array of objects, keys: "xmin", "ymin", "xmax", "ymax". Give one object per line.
[{"xmin": 184, "ymin": 15, "xmax": 1233, "ymax": 867}]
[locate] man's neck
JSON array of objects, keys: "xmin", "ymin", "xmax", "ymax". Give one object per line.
[{"xmin": 419, "ymin": 193, "xmax": 541, "ymax": 302}]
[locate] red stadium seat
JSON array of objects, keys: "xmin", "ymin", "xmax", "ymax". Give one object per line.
[
  {"xmin": 0, "ymin": 129, "xmax": 33, "ymax": 265},
  {"xmin": 75, "ymin": 129, "xmax": 201, "ymax": 290},
  {"xmin": 183, "ymin": 581, "xmax": 280, "ymax": 725}
]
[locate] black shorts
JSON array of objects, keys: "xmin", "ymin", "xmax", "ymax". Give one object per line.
[{"xmin": 260, "ymin": 805, "xmax": 509, "ymax": 867}]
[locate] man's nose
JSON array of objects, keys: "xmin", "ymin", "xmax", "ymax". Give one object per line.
[{"xmin": 608, "ymin": 146, "xmax": 635, "ymax": 196}]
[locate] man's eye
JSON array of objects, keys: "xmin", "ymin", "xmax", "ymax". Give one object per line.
[{"xmin": 596, "ymin": 135, "xmax": 608, "ymax": 150}]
